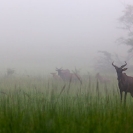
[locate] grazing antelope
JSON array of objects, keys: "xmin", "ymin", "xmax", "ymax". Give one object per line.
[
  {"xmin": 112, "ymin": 61, "xmax": 133, "ymax": 103},
  {"xmin": 51, "ymin": 73, "xmax": 61, "ymax": 80},
  {"xmin": 95, "ymin": 73, "xmax": 110, "ymax": 84}
]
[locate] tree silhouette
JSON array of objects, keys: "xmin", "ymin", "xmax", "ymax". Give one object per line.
[{"xmin": 117, "ymin": 5, "xmax": 133, "ymax": 52}]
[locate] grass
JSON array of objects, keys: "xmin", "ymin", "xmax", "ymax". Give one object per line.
[{"xmin": 0, "ymin": 76, "xmax": 133, "ymax": 133}]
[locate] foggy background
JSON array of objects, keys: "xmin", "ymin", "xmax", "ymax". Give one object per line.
[{"xmin": 0, "ymin": 0, "xmax": 133, "ymax": 75}]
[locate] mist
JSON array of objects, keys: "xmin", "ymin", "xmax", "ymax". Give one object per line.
[{"xmin": 0, "ymin": 0, "xmax": 133, "ymax": 75}]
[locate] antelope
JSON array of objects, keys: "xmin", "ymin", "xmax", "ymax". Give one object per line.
[
  {"xmin": 56, "ymin": 68, "xmax": 81, "ymax": 83},
  {"xmin": 112, "ymin": 61, "xmax": 133, "ymax": 103},
  {"xmin": 56, "ymin": 68, "xmax": 71, "ymax": 81},
  {"xmin": 51, "ymin": 73, "xmax": 60, "ymax": 80}
]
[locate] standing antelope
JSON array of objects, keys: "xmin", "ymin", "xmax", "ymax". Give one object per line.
[
  {"xmin": 112, "ymin": 61, "xmax": 133, "ymax": 103},
  {"xmin": 56, "ymin": 68, "xmax": 71, "ymax": 81},
  {"xmin": 56, "ymin": 68, "xmax": 81, "ymax": 83}
]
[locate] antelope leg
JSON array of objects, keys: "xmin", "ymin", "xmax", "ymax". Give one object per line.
[
  {"xmin": 120, "ymin": 90, "xmax": 122, "ymax": 103},
  {"xmin": 124, "ymin": 91, "xmax": 127, "ymax": 104}
]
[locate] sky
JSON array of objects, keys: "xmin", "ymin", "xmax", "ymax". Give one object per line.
[{"xmin": 0, "ymin": 0, "xmax": 133, "ymax": 75}]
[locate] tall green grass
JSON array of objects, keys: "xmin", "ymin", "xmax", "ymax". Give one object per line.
[{"xmin": 0, "ymin": 76, "xmax": 133, "ymax": 133}]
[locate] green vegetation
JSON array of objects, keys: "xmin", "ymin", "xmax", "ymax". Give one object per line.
[{"xmin": 0, "ymin": 76, "xmax": 133, "ymax": 133}]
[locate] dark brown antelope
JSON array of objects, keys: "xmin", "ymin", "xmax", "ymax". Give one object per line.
[{"xmin": 112, "ymin": 61, "xmax": 133, "ymax": 103}]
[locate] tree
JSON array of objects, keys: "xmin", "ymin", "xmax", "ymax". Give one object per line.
[
  {"xmin": 117, "ymin": 5, "xmax": 133, "ymax": 52},
  {"xmin": 93, "ymin": 5, "xmax": 133, "ymax": 73},
  {"xmin": 93, "ymin": 50, "xmax": 131, "ymax": 73},
  {"xmin": 94, "ymin": 51, "xmax": 114, "ymax": 73}
]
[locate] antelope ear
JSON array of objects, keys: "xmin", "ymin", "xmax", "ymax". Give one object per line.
[{"xmin": 122, "ymin": 68, "xmax": 128, "ymax": 71}]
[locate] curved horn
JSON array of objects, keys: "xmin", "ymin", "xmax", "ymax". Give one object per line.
[
  {"xmin": 112, "ymin": 62, "xmax": 118, "ymax": 68},
  {"xmin": 121, "ymin": 61, "xmax": 127, "ymax": 68}
]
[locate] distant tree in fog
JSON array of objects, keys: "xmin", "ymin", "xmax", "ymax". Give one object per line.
[
  {"xmin": 94, "ymin": 4, "xmax": 133, "ymax": 73},
  {"xmin": 94, "ymin": 51, "xmax": 131, "ymax": 73},
  {"xmin": 117, "ymin": 4, "xmax": 133, "ymax": 52},
  {"xmin": 94, "ymin": 51, "xmax": 114, "ymax": 73}
]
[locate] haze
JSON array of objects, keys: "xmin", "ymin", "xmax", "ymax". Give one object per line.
[{"xmin": 0, "ymin": 0, "xmax": 133, "ymax": 75}]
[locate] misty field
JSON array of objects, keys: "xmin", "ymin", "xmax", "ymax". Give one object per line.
[{"xmin": 0, "ymin": 76, "xmax": 133, "ymax": 133}]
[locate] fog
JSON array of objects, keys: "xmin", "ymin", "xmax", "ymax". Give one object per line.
[{"xmin": 0, "ymin": 0, "xmax": 133, "ymax": 75}]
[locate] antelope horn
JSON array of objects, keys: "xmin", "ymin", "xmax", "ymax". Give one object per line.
[
  {"xmin": 121, "ymin": 61, "xmax": 127, "ymax": 68},
  {"xmin": 112, "ymin": 62, "xmax": 118, "ymax": 68}
]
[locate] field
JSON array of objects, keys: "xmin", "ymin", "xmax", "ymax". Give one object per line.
[{"xmin": 0, "ymin": 75, "xmax": 133, "ymax": 133}]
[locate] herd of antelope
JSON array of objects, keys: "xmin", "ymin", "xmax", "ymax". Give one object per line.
[{"xmin": 50, "ymin": 62, "xmax": 133, "ymax": 103}]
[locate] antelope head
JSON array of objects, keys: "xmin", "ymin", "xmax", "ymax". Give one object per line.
[{"xmin": 112, "ymin": 61, "xmax": 128, "ymax": 80}]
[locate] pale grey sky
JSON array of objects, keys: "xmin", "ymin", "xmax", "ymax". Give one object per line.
[{"xmin": 0, "ymin": 0, "xmax": 133, "ymax": 74}]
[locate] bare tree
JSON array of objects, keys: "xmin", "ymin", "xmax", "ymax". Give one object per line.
[
  {"xmin": 93, "ymin": 50, "xmax": 133, "ymax": 73},
  {"xmin": 94, "ymin": 51, "xmax": 114, "ymax": 73},
  {"xmin": 117, "ymin": 4, "xmax": 133, "ymax": 52}
]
